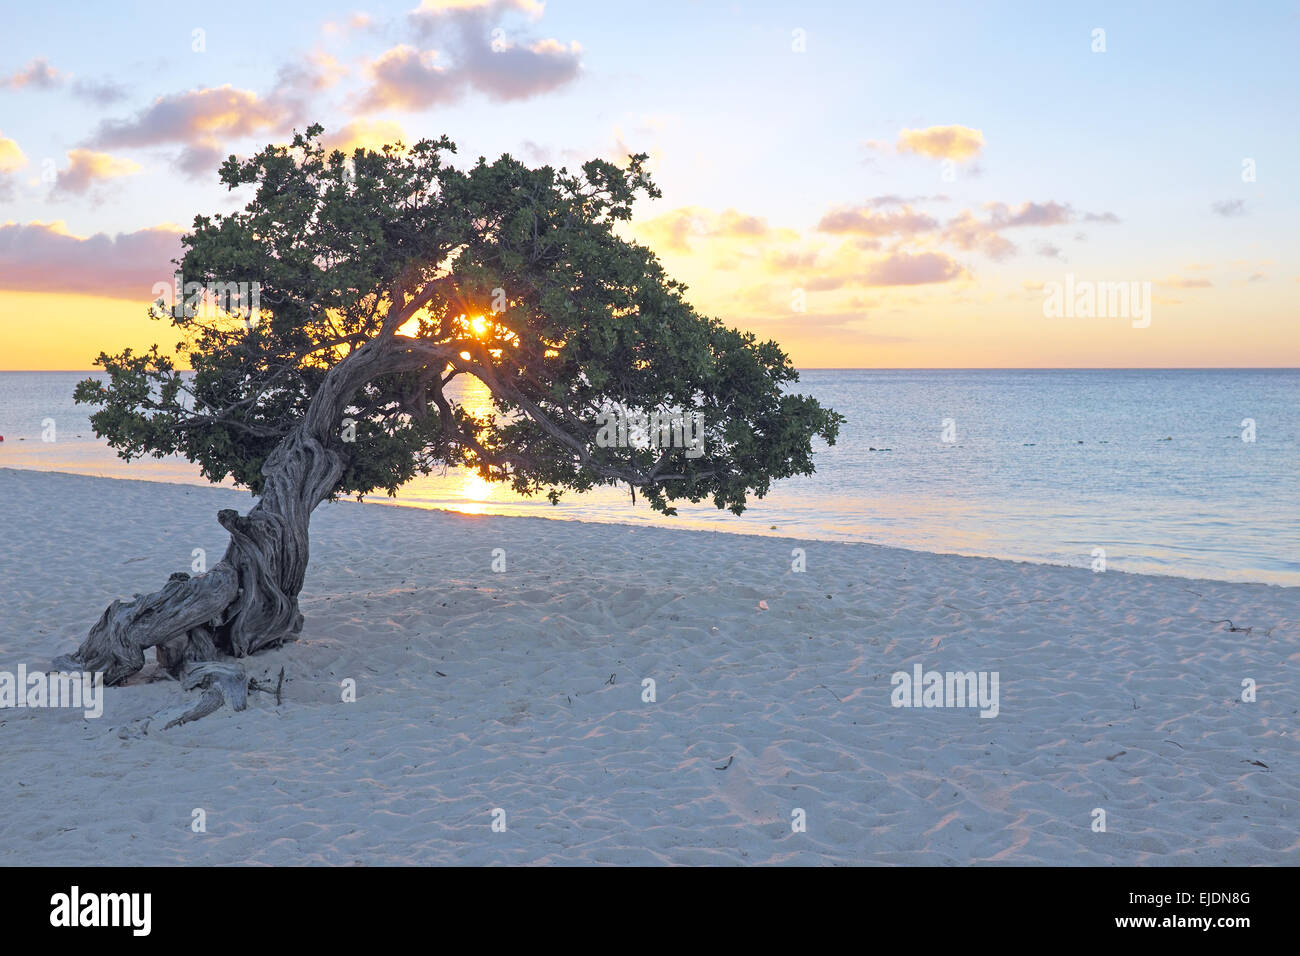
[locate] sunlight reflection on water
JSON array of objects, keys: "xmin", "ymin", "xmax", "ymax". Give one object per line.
[{"xmin": 3, "ymin": 369, "xmax": 1297, "ymax": 584}]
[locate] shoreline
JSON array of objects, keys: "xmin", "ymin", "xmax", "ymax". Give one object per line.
[
  {"xmin": 2, "ymin": 466, "xmax": 1297, "ymax": 864},
  {"xmin": 3, "ymin": 465, "xmax": 1294, "ymax": 592}
]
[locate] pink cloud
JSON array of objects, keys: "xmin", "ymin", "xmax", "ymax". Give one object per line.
[
  {"xmin": 0, "ymin": 222, "xmax": 183, "ymax": 299},
  {"xmin": 357, "ymin": 0, "xmax": 581, "ymax": 110},
  {"xmin": 817, "ymin": 205, "xmax": 939, "ymax": 237},
  {"xmin": 862, "ymin": 251, "xmax": 965, "ymax": 286}
]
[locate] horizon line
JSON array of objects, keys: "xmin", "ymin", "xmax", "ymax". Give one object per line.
[{"xmin": 4, "ymin": 366, "xmax": 1299, "ymax": 374}]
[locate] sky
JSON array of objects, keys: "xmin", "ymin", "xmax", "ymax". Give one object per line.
[{"xmin": 0, "ymin": 0, "xmax": 1296, "ymax": 369}]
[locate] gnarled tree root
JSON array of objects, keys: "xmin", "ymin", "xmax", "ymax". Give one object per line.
[
  {"xmin": 56, "ymin": 341, "xmax": 375, "ymax": 725},
  {"xmin": 163, "ymin": 661, "xmax": 249, "ymax": 729},
  {"xmin": 52, "ymin": 567, "xmax": 240, "ymax": 685},
  {"xmin": 52, "ymin": 542, "xmax": 302, "ymax": 726}
]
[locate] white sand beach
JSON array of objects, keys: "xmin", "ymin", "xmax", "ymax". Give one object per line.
[{"xmin": 1, "ymin": 466, "xmax": 1296, "ymax": 865}]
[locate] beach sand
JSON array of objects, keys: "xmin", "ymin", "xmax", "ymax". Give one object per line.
[{"xmin": 1, "ymin": 466, "xmax": 1296, "ymax": 865}]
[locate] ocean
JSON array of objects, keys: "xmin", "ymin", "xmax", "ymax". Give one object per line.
[{"xmin": 1, "ymin": 368, "xmax": 1296, "ymax": 585}]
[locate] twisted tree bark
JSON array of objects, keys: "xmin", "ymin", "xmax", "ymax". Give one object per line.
[{"xmin": 52, "ymin": 335, "xmax": 395, "ymax": 716}]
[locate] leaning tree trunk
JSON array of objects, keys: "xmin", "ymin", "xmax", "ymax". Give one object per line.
[{"xmin": 53, "ymin": 339, "xmax": 393, "ymax": 694}]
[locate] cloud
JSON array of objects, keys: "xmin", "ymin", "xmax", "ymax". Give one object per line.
[
  {"xmin": 412, "ymin": 0, "xmax": 546, "ymax": 24},
  {"xmin": 321, "ymin": 119, "xmax": 409, "ymax": 153},
  {"xmin": 803, "ymin": 274, "xmax": 847, "ymax": 292},
  {"xmin": 87, "ymin": 86, "xmax": 289, "ymax": 178},
  {"xmin": 518, "ymin": 139, "xmax": 551, "ymax": 163},
  {"xmin": 356, "ymin": 46, "xmax": 464, "ymax": 109},
  {"xmin": 986, "ymin": 200, "xmax": 1072, "ymax": 228},
  {"xmin": 358, "ymin": 0, "xmax": 580, "ymax": 110},
  {"xmin": 942, "ymin": 210, "xmax": 1017, "ymax": 259},
  {"xmin": 463, "ymin": 37, "xmax": 582, "ymax": 101},
  {"xmin": 0, "ymin": 133, "xmax": 26, "ymax": 172},
  {"xmin": 748, "ymin": 246, "xmax": 966, "ymax": 299},
  {"xmin": 2, "ymin": 57, "xmax": 127, "ymax": 104},
  {"xmin": 90, "ymin": 86, "xmax": 287, "ymax": 149},
  {"xmin": 637, "ymin": 206, "xmax": 772, "ymax": 252},
  {"xmin": 1230, "ymin": 272, "xmax": 1267, "ymax": 287},
  {"xmin": 863, "ymin": 194, "xmax": 949, "ymax": 208},
  {"xmin": 358, "ymin": 39, "xmax": 580, "ymax": 109},
  {"xmin": 324, "ymin": 11, "xmax": 381, "ymax": 33},
  {"xmin": 715, "ymin": 209, "xmax": 767, "ymax": 237},
  {"xmin": 0, "ymin": 222, "xmax": 183, "ymax": 298},
  {"xmin": 71, "ymin": 77, "xmax": 130, "ymax": 105},
  {"xmin": 175, "ymin": 144, "xmax": 227, "ymax": 177},
  {"xmin": 816, "ymin": 205, "xmax": 939, "ymax": 237},
  {"xmin": 1157, "ymin": 276, "xmax": 1213, "ymax": 289},
  {"xmin": 763, "ymin": 248, "xmax": 820, "ymax": 272},
  {"xmin": 938, "ymin": 200, "xmax": 1114, "ymax": 260},
  {"xmin": 272, "ymin": 51, "xmax": 347, "ymax": 114},
  {"xmin": 896, "ymin": 125, "xmax": 984, "ymax": 161},
  {"xmin": 1210, "ymin": 198, "xmax": 1247, "ymax": 217},
  {"xmin": 52, "ymin": 149, "xmax": 141, "ymax": 196},
  {"xmin": 862, "ymin": 251, "xmax": 965, "ymax": 286},
  {"xmin": 2, "ymin": 58, "xmax": 62, "ymax": 90},
  {"xmin": 0, "ymin": 132, "xmax": 25, "ymax": 200}
]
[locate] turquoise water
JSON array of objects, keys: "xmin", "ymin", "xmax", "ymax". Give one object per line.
[{"xmin": 1, "ymin": 369, "xmax": 1296, "ymax": 584}]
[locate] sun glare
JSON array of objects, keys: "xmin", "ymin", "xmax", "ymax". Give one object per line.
[{"xmin": 454, "ymin": 472, "xmax": 494, "ymax": 515}]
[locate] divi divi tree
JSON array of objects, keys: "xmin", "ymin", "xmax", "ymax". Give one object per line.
[{"xmin": 56, "ymin": 126, "xmax": 842, "ymax": 718}]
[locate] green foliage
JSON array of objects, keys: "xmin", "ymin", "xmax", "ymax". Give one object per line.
[{"xmin": 79, "ymin": 125, "xmax": 843, "ymax": 514}]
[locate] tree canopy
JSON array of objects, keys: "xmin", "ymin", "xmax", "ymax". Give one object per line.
[{"xmin": 76, "ymin": 125, "xmax": 843, "ymax": 516}]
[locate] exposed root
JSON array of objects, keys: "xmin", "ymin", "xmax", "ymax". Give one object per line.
[
  {"xmin": 57, "ymin": 338, "xmax": 389, "ymax": 712},
  {"xmin": 248, "ymin": 666, "xmax": 286, "ymax": 707},
  {"xmin": 162, "ymin": 661, "xmax": 249, "ymax": 729},
  {"xmin": 53, "ymin": 567, "xmax": 239, "ymax": 684}
]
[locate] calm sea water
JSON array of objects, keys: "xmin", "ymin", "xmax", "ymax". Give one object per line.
[{"xmin": 1, "ymin": 369, "xmax": 1296, "ymax": 585}]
